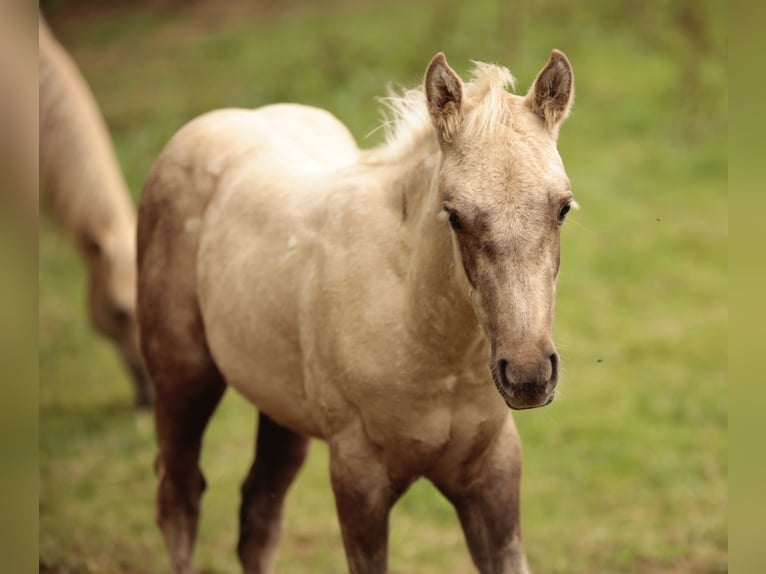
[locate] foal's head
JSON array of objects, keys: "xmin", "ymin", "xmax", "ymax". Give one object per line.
[{"xmin": 426, "ymin": 51, "xmax": 575, "ymax": 409}]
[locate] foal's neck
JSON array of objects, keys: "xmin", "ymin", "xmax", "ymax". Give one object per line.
[{"xmin": 390, "ymin": 147, "xmax": 488, "ymax": 370}]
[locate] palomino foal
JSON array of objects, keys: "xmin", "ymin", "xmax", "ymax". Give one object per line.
[{"xmin": 138, "ymin": 50, "xmax": 575, "ymax": 573}]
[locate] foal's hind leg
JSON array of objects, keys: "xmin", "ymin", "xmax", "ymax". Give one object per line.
[
  {"xmin": 237, "ymin": 412, "xmax": 309, "ymax": 573},
  {"xmin": 138, "ymin": 156, "xmax": 232, "ymax": 573},
  {"xmin": 140, "ymin": 265, "xmax": 226, "ymax": 573},
  {"xmin": 153, "ymin": 369, "xmax": 226, "ymax": 574}
]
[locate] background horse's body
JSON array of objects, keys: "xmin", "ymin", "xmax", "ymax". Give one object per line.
[
  {"xmin": 140, "ymin": 53, "xmax": 575, "ymax": 574},
  {"xmin": 39, "ymin": 19, "xmax": 151, "ymax": 406}
]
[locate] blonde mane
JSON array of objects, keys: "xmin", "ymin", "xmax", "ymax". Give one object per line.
[{"xmin": 364, "ymin": 61, "xmax": 516, "ymax": 165}]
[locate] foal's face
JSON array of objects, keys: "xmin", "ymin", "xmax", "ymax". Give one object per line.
[{"xmin": 426, "ymin": 51, "xmax": 575, "ymax": 410}]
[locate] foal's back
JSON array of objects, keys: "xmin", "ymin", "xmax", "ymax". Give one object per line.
[{"xmin": 137, "ymin": 104, "xmax": 358, "ymax": 429}]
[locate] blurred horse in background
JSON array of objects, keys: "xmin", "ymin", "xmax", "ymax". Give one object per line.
[
  {"xmin": 39, "ymin": 18, "xmax": 151, "ymax": 407},
  {"xmin": 139, "ymin": 50, "xmax": 575, "ymax": 573}
]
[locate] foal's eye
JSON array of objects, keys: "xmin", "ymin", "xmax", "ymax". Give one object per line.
[
  {"xmin": 443, "ymin": 205, "xmax": 463, "ymax": 231},
  {"xmin": 447, "ymin": 209, "xmax": 463, "ymax": 231},
  {"xmin": 558, "ymin": 202, "xmax": 571, "ymax": 223}
]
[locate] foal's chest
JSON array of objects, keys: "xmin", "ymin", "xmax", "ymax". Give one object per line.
[{"xmin": 333, "ymin": 367, "xmax": 509, "ymax": 475}]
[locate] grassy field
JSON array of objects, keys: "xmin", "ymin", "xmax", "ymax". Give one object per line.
[{"xmin": 39, "ymin": 1, "xmax": 727, "ymax": 572}]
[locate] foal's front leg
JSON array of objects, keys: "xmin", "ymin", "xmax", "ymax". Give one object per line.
[
  {"xmin": 433, "ymin": 418, "xmax": 531, "ymax": 574},
  {"xmin": 328, "ymin": 423, "xmax": 406, "ymax": 574}
]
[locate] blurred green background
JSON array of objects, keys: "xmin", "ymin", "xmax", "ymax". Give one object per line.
[{"xmin": 39, "ymin": 1, "xmax": 727, "ymax": 572}]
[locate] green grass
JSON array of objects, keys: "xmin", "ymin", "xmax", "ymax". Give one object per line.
[{"xmin": 40, "ymin": 1, "xmax": 727, "ymax": 572}]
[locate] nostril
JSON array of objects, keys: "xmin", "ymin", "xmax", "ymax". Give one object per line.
[
  {"xmin": 549, "ymin": 353, "xmax": 559, "ymax": 383},
  {"xmin": 497, "ymin": 359, "xmax": 511, "ymax": 390}
]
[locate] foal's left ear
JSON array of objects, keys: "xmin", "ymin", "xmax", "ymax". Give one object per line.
[
  {"xmin": 526, "ymin": 49, "xmax": 574, "ymax": 134},
  {"xmin": 425, "ymin": 52, "xmax": 463, "ymax": 144}
]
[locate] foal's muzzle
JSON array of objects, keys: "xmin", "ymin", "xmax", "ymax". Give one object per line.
[{"xmin": 492, "ymin": 351, "xmax": 559, "ymax": 410}]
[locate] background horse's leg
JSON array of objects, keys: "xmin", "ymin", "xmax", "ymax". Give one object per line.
[
  {"xmin": 237, "ymin": 412, "xmax": 310, "ymax": 573},
  {"xmin": 329, "ymin": 423, "xmax": 408, "ymax": 574},
  {"xmin": 153, "ymin": 372, "xmax": 226, "ymax": 574},
  {"xmin": 432, "ymin": 419, "xmax": 530, "ymax": 574}
]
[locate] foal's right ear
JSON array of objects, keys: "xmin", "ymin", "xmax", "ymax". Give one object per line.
[{"xmin": 425, "ymin": 53, "xmax": 463, "ymax": 144}]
